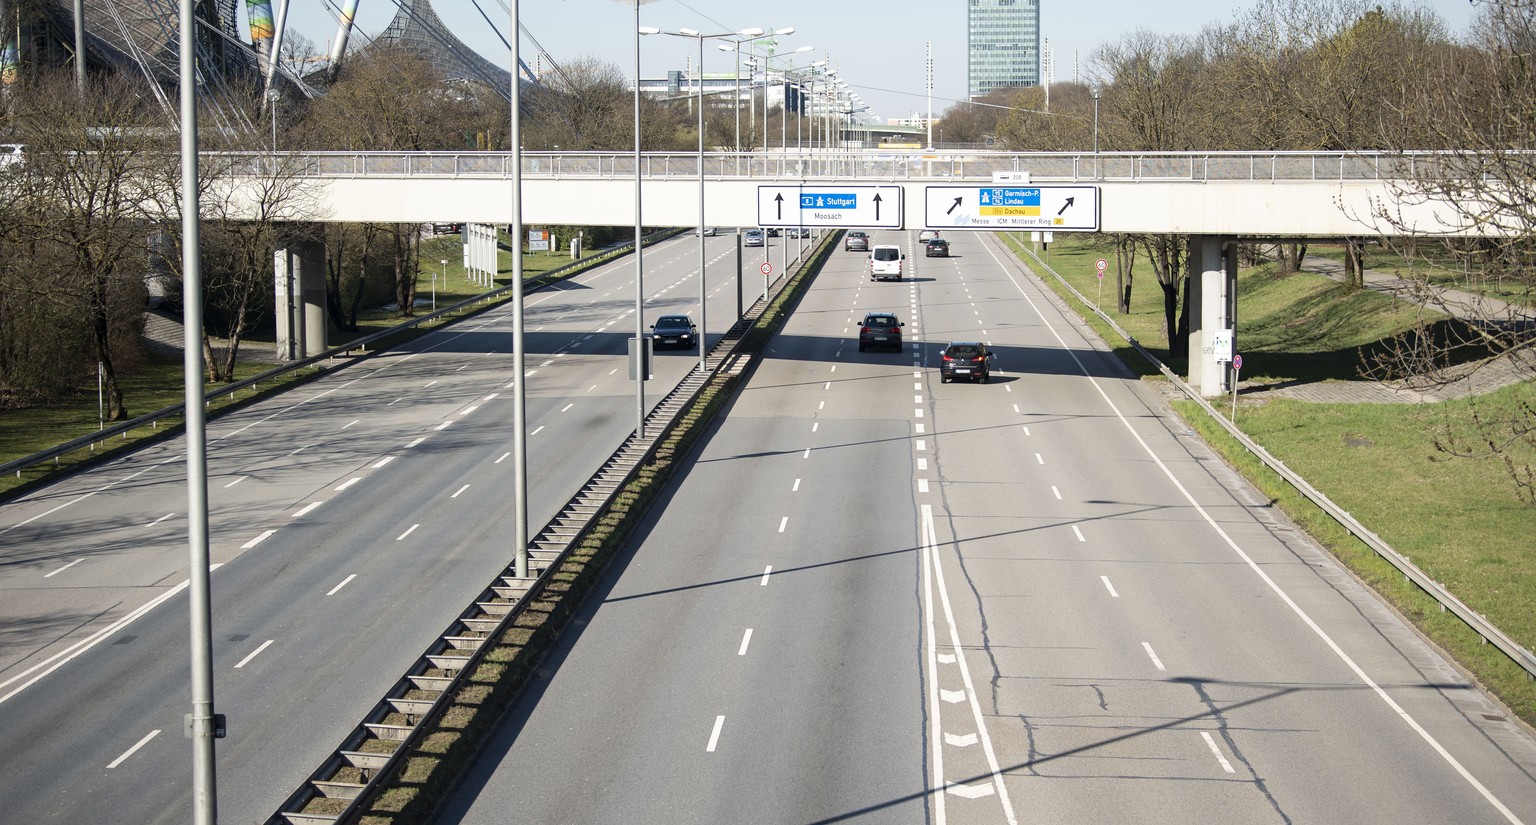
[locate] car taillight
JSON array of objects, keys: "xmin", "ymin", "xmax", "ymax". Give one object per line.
[
  {"xmin": 942, "ymin": 353, "xmax": 953, "ymax": 362},
  {"xmin": 861, "ymin": 326, "xmax": 870, "ymax": 333}
]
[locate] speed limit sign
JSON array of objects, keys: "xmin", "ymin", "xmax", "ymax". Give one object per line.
[
  {"xmin": 1096, "ymin": 258, "xmax": 1107, "ymax": 272},
  {"xmin": 760, "ymin": 262, "xmax": 773, "ymax": 275}
]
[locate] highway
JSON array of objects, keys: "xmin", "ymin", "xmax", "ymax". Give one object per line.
[
  {"xmin": 437, "ymin": 229, "xmax": 1536, "ymax": 824},
  {"xmin": 0, "ymin": 230, "xmax": 788, "ymax": 824}
]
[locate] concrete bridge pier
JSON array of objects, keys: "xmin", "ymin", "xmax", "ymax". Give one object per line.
[
  {"xmin": 1187, "ymin": 235, "xmax": 1238, "ymax": 397},
  {"xmin": 274, "ymin": 230, "xmax": 328, "ymax": 361}
]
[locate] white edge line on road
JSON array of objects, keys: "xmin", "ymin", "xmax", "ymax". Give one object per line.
[
  {"xmin": 1202, "ymin": 731, "xmax": 1237, "ymax": 773},
  {"xmin": 924, "ymin": 505, "xmax": 1018, "ymax": 824},
  {"xmin": 233, "ymin": 639, "xmax": 275, "ymax": 669},
  {"xmin": 0, "ymin": 579, "xmax": 192, "ymax": 702},
  {"xmin": 922, "ymin": 503, "xmax": 949, "ymax": 825},
  {"xmin": 43, "ymin": 559, "xmax": 83, "ymax": 578},
  {"xmin": 706, "ymin": 715, "xmax": 726, "ymax": 752},
  {"xmin": 327, "ymin": 574, "xmax": 358, "ymax": 596},
  {"xmin": 738, "ymin": 628, "xmax": 753, "ymax": 656},
  {"xmin": 984, "ymin": 234, "xmax": 1525, "ymax": 825},
  {"xmin": 106, "ymin": 729, "xmax": 161, "ymax": 769},
  {"xmin": 1101, "ymin": 575, "xmax": 1119, "ymax": 598}
]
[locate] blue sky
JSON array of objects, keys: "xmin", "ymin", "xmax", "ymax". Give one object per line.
[{"xmin": 282, "ymin": 1, "xmax": 1481, "ymax": 121}]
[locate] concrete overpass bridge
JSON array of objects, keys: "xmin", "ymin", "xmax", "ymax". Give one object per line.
[{"xmin": 237, "ymin": 149, "xmax": 1501, "ymax": 396}]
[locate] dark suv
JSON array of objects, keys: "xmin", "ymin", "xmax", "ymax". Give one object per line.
[
  {"xmin": 651, "ymin": 315, "xmax": 697, "ymax": 350},
  {"xmin": 940, "ymin": 342, "xmax": 992, "ymax": 382},
  {"xmin": 858, "ymin": 313, "xmax": 904, "ymax": 352},
  {"xmin": 925, "ymin": 238, "xmax": 949, "ymax": 257}
]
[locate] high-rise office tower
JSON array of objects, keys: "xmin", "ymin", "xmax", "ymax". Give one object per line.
[{"xmin": 967, "ymin": 0, "xmax": 1040, "ymax": 99}]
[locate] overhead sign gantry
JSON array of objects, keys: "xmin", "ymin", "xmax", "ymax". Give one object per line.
[{"xmin": 757, "ymin": 186, "xmax": 904, "ymax": 229}]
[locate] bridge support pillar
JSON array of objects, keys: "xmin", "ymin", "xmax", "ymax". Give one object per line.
[
  {"xmin": 1187, "ymin": 235, "xmax": 1237, "ymax": 398},
  {"xmin": 275, "ymin": 230, "xmax": 328, "ymax": 361}
]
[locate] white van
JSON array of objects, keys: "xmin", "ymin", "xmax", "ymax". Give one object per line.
[{"xmin": 869, "ymin": 245, "xmax": 904, "ymax": 281}]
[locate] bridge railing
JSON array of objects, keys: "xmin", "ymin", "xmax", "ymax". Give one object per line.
[{"xmin": 221, "ymin": 149, "xmax": 1456, "ymax": 183}]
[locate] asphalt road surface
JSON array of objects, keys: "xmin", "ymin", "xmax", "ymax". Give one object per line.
[
  {"xmin": 0, "ymin": 230, "xmax": 794, "ymax": 824},
  {"xmin": 436, "ymin": 229, "xmax": 1536, "ymax": 824}
]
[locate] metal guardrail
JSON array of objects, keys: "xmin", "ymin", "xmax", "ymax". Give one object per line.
[
  {"xmin": 268, "ymin": 231, "xmax": 835, "ymax": 824},
  {"xmin": 0, "ymin": 230, "xmax": 677, "ymax": 485},
  {"xmin": 1010, "ymin": 237, "xmax": 1536, "ymax": 681},
  {"xmin": 218, "ymin": 149, "xmax": 1473, "ymax": 184}
]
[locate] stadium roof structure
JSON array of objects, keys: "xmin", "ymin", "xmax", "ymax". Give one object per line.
[{"xmin": 367, "ymin": 0, "xmax": 513, "ymax": 95}]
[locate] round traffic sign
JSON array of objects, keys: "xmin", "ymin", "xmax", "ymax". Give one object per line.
[
  {"xmin": 1096, "ymin": 258, "xmax": 1107, "ymax": 272},
  {"xmin": 1232, "ymin": 354, "xmax": 1243, "ymax": 372},
  {"xmin": 760, "ymin": 262, "xmax": 773, "ymax": 275}
]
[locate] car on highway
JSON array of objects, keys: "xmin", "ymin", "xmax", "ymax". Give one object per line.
[
  {"xmin": 940, "ymin": 341, "xmax": 993, "ymax": 382},
  {"xmin": 765, "ymin": 227, "xmax": 782, "ymax": 237},
  {"xmin": 650, "ymin": 315, "xmax": 698, "ymax": 350},
  {"xmin": 925, "ymin": 238, "xmax": 949, "ymax": 257},
  {"xmin": 697, "ymin": 226, "xmax": 717, "ymax": 236},
  {"xmin": 919, "ymin": 229, "xmax": 941, "ymax": 241},
  {"xmin": 744, "ymin": 229, "xmax": 765, "ymax": 247},
  {"xmin": 845, "ymin": 230, "xmax": 869, "ymax": 252},
  {"xmin": 787, "ymin": 226, "xmax": 810, "ymax": 238},
  {"xmin": 869, "ymin": 245, "xmax": 904, "ymax": 280},
  {"xmin": 858, "ymin": 313, "xmax": 904, "ymax": 352}
]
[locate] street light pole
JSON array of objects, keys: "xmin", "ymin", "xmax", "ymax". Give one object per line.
[{"xmin": 1091, "ymin": 85, "xmax": 1101, "ymax": 178}]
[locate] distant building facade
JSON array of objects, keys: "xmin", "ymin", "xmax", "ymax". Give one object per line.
[{"xmin": 967, "ymin": 0, "xmax": 1040, "ymax": 99}]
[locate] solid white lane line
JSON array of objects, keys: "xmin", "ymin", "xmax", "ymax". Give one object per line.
[
  {"xmin": 1101, "ymin": 576, "xmax": 1120, "ymax": 598},
  {"xmin": 738, "ymin": 629, "xmax": 753, "ymax": 656},
  {"xmin": 1142, "ymin": 642, "xmax": 1167, "ymax": 672},
  {"xmin": 406, "ymin": 437, "xmax": 426, "ymax": 448},
  {"xmin": 371, "ymin": 456, "xmax": 395, "ymax": 469},
  {"xmin": 760, "ymin": 566, "xmax": 773, "ymax": 585},
  {"xmin": 107, "ymin": 730, "xmax": 161, "ymax": 769},
  {"xmin": 224, "ymin": 476, "xmax": 247, "ymax": 488},
  {"xmin": 923, "ymin": 505, "xmax": 1018, "ymax": 824},
  {"xmin": 706, "ymin": 715, "xmax": 726, "ymax": 752},
  {"xmin": 1202, "ymin": 732, "xmax": 1237, "ymax": 773},
  {"xmin": 778, "ymin": 517, "xmax": 789, "ymax": 533},
  {"xmin": 452, "ymin": 485, "xmax": 471, "ymax": 498},
  {"xmin": 496, "ymin": 452, "xmax": 511, "ymax": 464},
  {"xmin": 1051, "ymin": 486, "xmax": 1062, "ymax": 499},
  {"xmin": 43, "ymin": 559, "xmax": 82, "ymax": 578},
  {"xmin": 792, "ymin": 479, "xmax": 801, "ymax": 492},
  {"xmin": 984, "ymin": 237, "xmax": 1527, "ymax": 824},
  {"xmin": 327, "ymin": 574, "xmax": 357, "ymax": 596},
  {"xmin": 291, "ymin": 502, "xmax": 323, "ymax": 519},
  {"xmin": 342, "ymin": 419, "xmax": 360, "ymax": 429},
  {"xmin": 1071, "ymin": 525, "xmax": 1085, "ymax": 542},
  {"xmin": 241, "ymin": 530, "xmax": 275, "ymax": 549},
  {"xmin": 233, "ymin": 639, "xmax": 275, "ymax": 669},
  {"xmin": 336, "ymin": 477, "xmax": 362, "ymax": 491},
  {"xmin": 397, "ymin": 524, "xmax": 420, "ymax": 541}
]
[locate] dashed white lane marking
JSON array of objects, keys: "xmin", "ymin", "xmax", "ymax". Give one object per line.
[
  {"xmin": 1013, "ymin": 404, "xmax": 1021, "ymax": 414},
  {"xmin": 406, "ymin": 437, "xmax": 426, "ymax": 448},
  {"xmin": 327, "ymin": 574, "xmax": 357, "ymax": 596},
  {"xmin": 561, "ymin": 404, "xmax": 574, "ymax": 412},
  {"xmin": 496, "ymin": 452, "xmax": 511, "ymax": 464},
  {"xmin": 916, "ymin": 439, "xmax": 926, "ymax": 451},
  {"xmin": 738, "ymin": 629, "xmax": 753, "ymax": 656},
  {"xmin": 1035, "ymin": 453, "xmax": 1044, "ymax": 464},
  {"xmin": 342, "ymin": 419, "xmax": 360, "ymax": 429},
  {"xmin": 484, "ymin": 393, "xmax": 499, "ymax": 400},
  {"xmin": 706, "ymin": 715, "xmax": 726, "ymax": 752},
  {"xmin": 823, "ymin": 382, "xmax": 831, "ymax": 390},
  {"xmin": 397, "ymin": 524, "xmax": 420, "ymax": 541},
  {"xmin": 531, "ymin": 425, "xmax": 545, "ymax": 436},
  {"xmin": 152, "ymin": 512, "xmax": 175, "ymax": 526},
  {"xmin": 918, "ymin": 479, "xmax": 930, "ymax": 493},
  {"xmin": 792, "ymin": 479, "xmax": 801, "ymax": 492},
  {"xmin": 812, "ymin": 422, "xmax": 820, "ymax": 433},
  {"xmin": 43, "ymin": 559, "xmax": 82, "ymax": 578},
  {"xmin": 1101, "ymin": 576, "xmax": 1120, "ymax": 598},
  {"xmin": 461, "ymin": 405, "xmax": 479, "ymax": 415},
  {"xmin": 918, "ymin": 458, "xmax": 929, "ymax": 471},
  {"xmin": 233, "ymin": 639, "xmax": 275, "ymax": 669},
  {"xmin": 291, "ymin": 445, "xmax": 309, "ymax": 456},
  {"xmin": 291, "ymin": 502, "xmax": 323, "ymax": 519},
  {"xmin": 1202, "ymin": 732, "xmax": 1237, "ymax": 773},
  {"xmin": 1072, "ymin": 525, "xmax": 1086, "ymax": 542},
  {"xmin": 915, "ymin": 409, "xmax": 924, "ymax": 418},
  {"xmin": 1022, "ymin": 426, "xmax": 1031, "ymax": 436},
  {"xmin": 452, "ymin": 485, "xmax": 470, "ymax": 498},
  {"xmin": 434, "ymin": 422, "xmax": 452, "ymax": 431},
  {"xmin": 1142, "ymin": 642, "xmax": 1167, "ymax": 672},
  {"xmin": 916, "ymin": 423, "xmax": 925, "ymax": 434},
  {"xmin": 425, "ymin": 380, "xmax": 438, "ymax": 388},
  {"xmin": 818, "ymin": 401, "xmax": 825, "ymax": 410},
  {"xmin": 760, "ymin": 566, "xmax": 773, "ymax": 585},
  {"xmin": 107, "ymin": 730, "xmax": 161, "ymax": 769},
  {"xmin": 242, "ymin": 530, "xmax": 275, "ymax": 549},
  {"xmin": 336, "ymin": 477, "xmax": 362, "ymax": 492},
  {"xmin": 387, "ymin": 398, "xmax": 402, "ymax": 406},
  {"xmin": 224, "ymin": 476, "xmax": 247, "ymax": 489},
  {"xmin": 913, "ymin": 395, "xmax": 923, "ymax": 403},
  {"xmin": 830, "ymin": 365, "xmax": 837, "ymax": 373},
  {"xmin": 371, "ymin": 456, "xmax": 395, "ymax": 469},
  {"xmin": 778, "ymin": 517, "xmax": 789, "ymax": 533},
  {"xmin": 802, "ymin": 448, "xmax": 811, "ymax": 459},
  {"xmin": 1051, "ymin": 486, "xmax": 1062, "ymax": 500}
]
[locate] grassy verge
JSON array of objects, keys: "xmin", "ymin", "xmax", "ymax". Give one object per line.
[
  {"xmin": 340, "ymin": 233, "xmax": 837, "ymax": 824},
  {"xmin": 1014, "ymin": 233, "xmax": 1536, "ymax": 726}
]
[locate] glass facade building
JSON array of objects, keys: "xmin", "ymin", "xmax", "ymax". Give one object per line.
[{"xmin": 967, "ymin": 0, "xmax": 1040, "ymax": 99}]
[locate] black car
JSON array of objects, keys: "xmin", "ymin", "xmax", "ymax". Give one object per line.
[
  {"xmin": 940, "ymin": 342, "xmax": 993, "ymax": 382},
  {"xmin": 651, "ymin": 315, "xmax": 698, "ymax": 350},
  {"xmin": 858, "ymin": 313, "xmax": 904, "ymax": 352},
  {"xmin": 766, "ymin": 227, "xmax": 782, "ymax": 237},
  {"xmin": 845, "ymin": 230, "xmax": 870, "ymax": 252},
  {"xmin": 925, "ymin": 238, "xmax": 949, "ymax": 257}
]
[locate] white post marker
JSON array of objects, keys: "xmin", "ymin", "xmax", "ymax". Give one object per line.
[{"xmin": 1231, "ymin": 353, "xmax": 1243, "ymax": 422}]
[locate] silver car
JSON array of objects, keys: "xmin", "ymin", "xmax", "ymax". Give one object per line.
[{"xmin": 744, "ymin": 229, "xmax": 766, "ymax": 247}]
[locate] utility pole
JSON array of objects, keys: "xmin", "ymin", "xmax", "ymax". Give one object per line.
[{"xmin": 73, "ymin": 0, "xmax": 85, "ymax": 93}]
